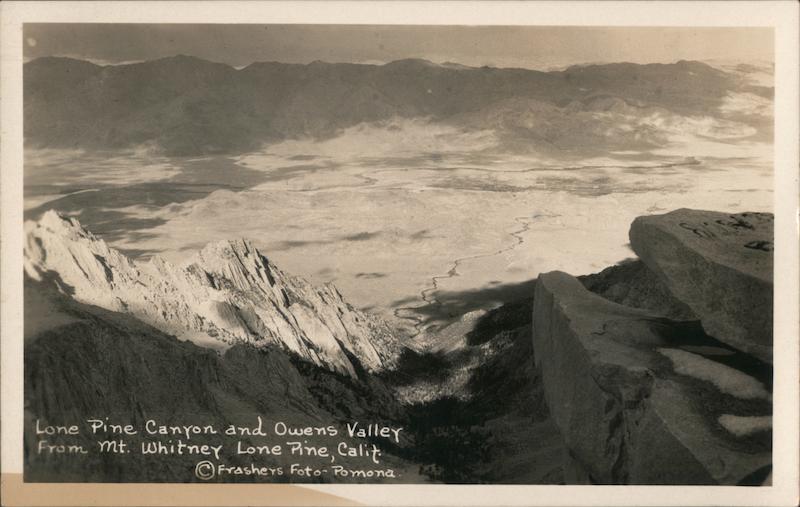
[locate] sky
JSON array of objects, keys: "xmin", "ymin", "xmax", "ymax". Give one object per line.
[{"xmin": 23, "ymin": 24, "xmax": 773, "ymax": 70}]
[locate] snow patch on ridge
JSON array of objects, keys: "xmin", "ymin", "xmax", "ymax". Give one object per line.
[{"xmin": 658, "ymin": 348, "xmax": 770, "ymax": 400}]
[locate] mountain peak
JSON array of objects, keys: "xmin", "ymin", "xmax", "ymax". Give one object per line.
[
  {"xmin": 38, "ymin": 209, "xmax": 91, "ymax": 237},
  {"xmin": 193, "ymin": 238, "xmax": 260, "ymax": 263},
  {"xmin": 440, "ymin": 61, "xmax": 473, "ymax": 70},
  {"xmin": 25, "ymin": 55, "xmax": 101, "ymax": 68},
  {"xmin": 156, "ymin": 54, "xmax": 211, "ymax": 64},
  {"xmin": 137, "ymin": 54, "xmax": 236, "ymax": 74},
  {"xmin": 384, "ymin": 58, "xmax": 438, "ymax": 68}
]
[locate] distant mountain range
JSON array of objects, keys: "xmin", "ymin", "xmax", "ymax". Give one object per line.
[{"xmin": 24, "ymin": 56, "xmax": 772, "ymax": 156}]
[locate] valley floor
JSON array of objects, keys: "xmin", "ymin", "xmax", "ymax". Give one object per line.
[{"xmin": 24, "ymin": 121, "xmax": 773, "ymax": 337}]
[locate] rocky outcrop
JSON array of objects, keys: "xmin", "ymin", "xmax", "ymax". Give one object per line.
[
  {"xmin": 25, "ymin": 210, "xmax": 402, "ymax": 377},
  {"xmin": 533, "ymin": 209, "xmax": 773, "ymax": 485},
  {"xmin": 629, "ymin": 209, "xmax": 773, "ymax": 363},
  {"xmin": 533, "ymin": 271, "xmax": 771, "ymax": 485},
  {"xmin": 579, "ymin": 260, "xmax": 696, "ymax": 321}
]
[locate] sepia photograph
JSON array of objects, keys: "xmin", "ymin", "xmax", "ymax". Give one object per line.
[{"xmin": 2, "ymin": 1, "xmax": 799, "ymax": 505}]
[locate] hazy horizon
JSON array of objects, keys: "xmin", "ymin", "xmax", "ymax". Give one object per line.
[
  {"xmin": 24, "ymin": 24, "xmax": 774, "ymax": 71},
  {"xmin": 24, "ymin": 53, "xmax": 773, "ymax": 73}
]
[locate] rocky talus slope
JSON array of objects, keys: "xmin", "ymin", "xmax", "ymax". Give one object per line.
[
  {"xmin": 534, "ymin": 209, "xmax": 773, "ymax": 484},
  {"xmin": 25, "ymin": 210, "xmax": 402, "ymax": 377}
]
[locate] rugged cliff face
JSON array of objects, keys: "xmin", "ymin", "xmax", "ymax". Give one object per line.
[
  {"xmin": 24, "ymin": 276, "xmax": 416, "ymax": 482},
  {"xmin": 533, "ymin": 209, "xmax": 773, "ymax": 485},
  {"xmin": 25, "ymin": 210, "xmax": 402, "ymax": 377}
]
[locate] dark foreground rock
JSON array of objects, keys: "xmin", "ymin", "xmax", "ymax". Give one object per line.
[
  {"xmin": 533, "ymin": 271, "xmax": 771, "ymax": 485},
  {"xmin": 533, "ymin": 209, "xmax": 773, "ymax": 485},
  {"xmin": 629, "ymin": 209, "xmax": 773, "ymax": 363}
]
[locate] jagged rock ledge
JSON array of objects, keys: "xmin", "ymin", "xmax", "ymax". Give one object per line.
[
  {"xmin": 24, "ymin": 210, "xmax": 403, "ymax": 378},
  {"xmin": 532, "ymin": 209, "xmax": 773, "ymax": 485}
]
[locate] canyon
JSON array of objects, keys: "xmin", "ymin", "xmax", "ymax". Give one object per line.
[{"xmin": 24, "ymin": 208, "xmax": 772, "ymax": 484}]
